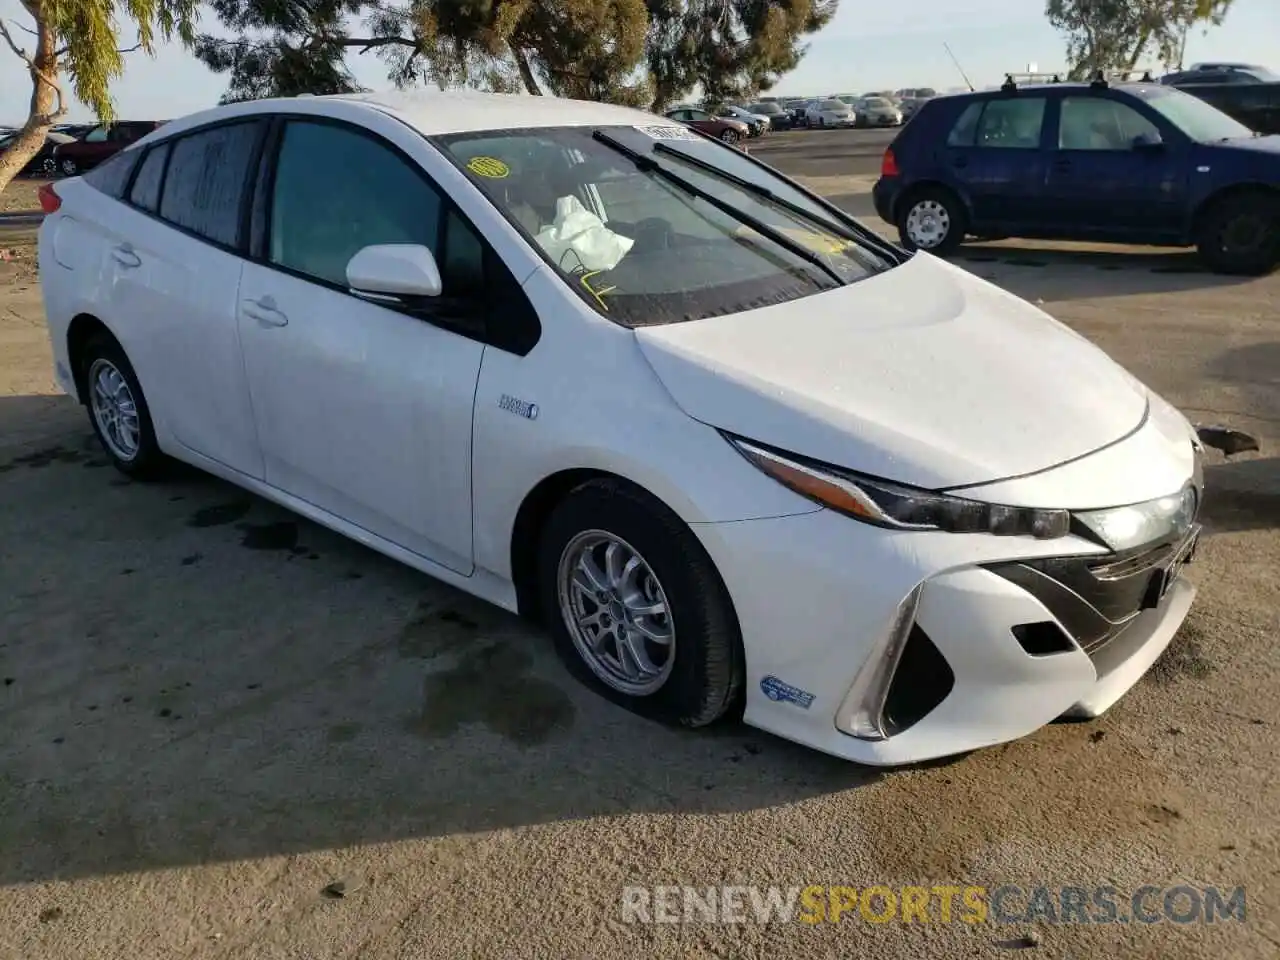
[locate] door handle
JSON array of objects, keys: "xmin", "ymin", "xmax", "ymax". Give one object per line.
[
  {"xmin": 111, "ymin": 244, "xmax": 141, "ymax": 269},
  {"xmin": 242, "ymin": 296, "xmax": 289, "ymax": 327},
  {"xmin": 951, "ymin": 155, "xmax": 969, "ymax": 169},
  {"xmin": 1053, "ymin": 158, "xmax": 1072, "ymax": 171}
]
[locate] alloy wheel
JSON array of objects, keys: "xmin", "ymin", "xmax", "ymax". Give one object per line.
[
  {"xmin": 556, "ymin": 530, "xmax": 676, "ymax": 696},
  {"xmin": 88, "ymin": 358, "xmax": 141, "ymax": 462}
]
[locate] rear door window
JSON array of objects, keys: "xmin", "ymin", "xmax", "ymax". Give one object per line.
[{"xmin": 158, "ymin": 121, "xmax": 264, "ymax": 248}]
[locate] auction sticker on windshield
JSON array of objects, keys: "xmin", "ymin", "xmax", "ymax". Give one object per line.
[
  {"xmin": 634, "ymin": 124, "xmax": 701, "ymax": 141},
  {"xmin": 467, "ymin": 156, "xmax": 510, "ymax": 178}
]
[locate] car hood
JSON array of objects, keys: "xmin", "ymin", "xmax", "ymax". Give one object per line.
[{"xmin": 634, "ymin": 253, "xmax": 1149, "ymax": 491}]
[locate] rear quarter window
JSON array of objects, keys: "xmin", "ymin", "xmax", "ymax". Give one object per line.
[
  {"xmin": 945, "ymin": 102, "xmax": 983, "ymax": 146},
  {"xmin": 81, "ymin": 148, "xmax": 141, "ymax": 199}
]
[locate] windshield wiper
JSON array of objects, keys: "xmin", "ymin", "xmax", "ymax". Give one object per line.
[
  {"xmin": 591, "ymin": 130, "xmax": 846, "ymax": 287},
  {"xmin": 650, "ymin": 140, "xmax": 861, "ymax": 242}
]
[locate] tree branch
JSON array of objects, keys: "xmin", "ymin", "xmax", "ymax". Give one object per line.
[
  {"xmin": 333, "ymin": 35, "xmax": 417, "ymax": 53},
  {"xmin": 0, "ymin": 18, "xmax": 32, "ymax": 64}
]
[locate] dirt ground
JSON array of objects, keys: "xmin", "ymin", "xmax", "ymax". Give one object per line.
[{"xmin": 1, "ymin": 172, "xmax": 1278, "ymax": 959}]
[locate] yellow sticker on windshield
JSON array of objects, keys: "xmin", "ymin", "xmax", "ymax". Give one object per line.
[
  {"xmin": 737, "ymin": 225, "xmax": 854, "ymax": 255},
  {"xmin": 467, "ymin": 156, "xmax": 510, "ymax": 179}
]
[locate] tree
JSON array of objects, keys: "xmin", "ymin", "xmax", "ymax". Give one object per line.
[
  {"xmin": 1045, "ymin": 0, "xmax": 1234, "ymax": 79},
  {"xmin": 0, "ymin": 0, "xmax": 198, "ymax": 193},
  {"xmin": 193, "ymin": 0, "xmax": 838, "ymax": 113}
]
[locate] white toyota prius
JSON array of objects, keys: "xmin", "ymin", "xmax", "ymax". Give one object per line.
[{"xmin": 37, "ymin": 91, "xmax": 1206, "ymax": 766}]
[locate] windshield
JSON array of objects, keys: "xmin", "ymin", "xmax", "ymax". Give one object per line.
[
  {"xmin": 1133, "ymin": 86, "xmax": 1254, "ymax": 141},
  {"xmin": 864, "ymin": 98, "xmax": 891, "ymax": 108},
  {"xmin": 434, "ymin": 125, "xmax": 894, "ymax": 327},
  {"xmin": 821, "ymin": 100, "xmax": 848, "ymax": 110},
  {"xmin": 752, "ymin": 103, "xmax": 784, "ymax": 115}
]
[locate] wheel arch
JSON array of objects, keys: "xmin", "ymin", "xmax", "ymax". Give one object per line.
[
  {"xmin": 1190, "ymin": 181, "xmax": 1280, "ymax": 239},
  {"xmin": 66, "ymin": 312, "xmax": 118, "ymax": 404},
  {"xmin": 507, "ymin": 467, "xmax": 745, "ymax": 643}
]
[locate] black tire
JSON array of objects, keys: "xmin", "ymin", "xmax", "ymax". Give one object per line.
[
  {"xmin": 719, "ymin": 128, "xmax": 739, "ymax": 145},
  {"xmin": 59, "ymin": 157, "xmax": 78, "ymax": 176},
  {"xmin": 537, "ymin": 478, "xmax": 743, "ymax": 728},
  {"xmin": 896, "ymin": 185, "xmax": 966, "ymax": 255},
  {"xmin": 1194, "ymin": 191, "xmax": 1280, "ymax": 276},
  {"xmin": 80, "ymin": 332, "xmax": 168, "ymax": 479}
]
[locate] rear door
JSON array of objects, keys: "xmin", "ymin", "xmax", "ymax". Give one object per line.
[
  {"xmin": 942, "ymin": 95, "xmax": 1051, "ymax": 230},
  {"xmin": 100, "ymin": 120, "xmax": 267, "ymax": 478},
  {"xmin": 1042, "ymin": 93, "xmax": 1188, "ymax": 240}
]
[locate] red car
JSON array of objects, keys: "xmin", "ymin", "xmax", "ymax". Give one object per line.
[
  {"xmin": 663, "ymin": 108, "xmax": 751, "ymax": 145},
  {"xmin": 51, "ymin": 121, "xmax": 163, "ymax": 176}
]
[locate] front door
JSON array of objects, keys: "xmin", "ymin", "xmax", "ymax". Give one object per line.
[
  {"xmin": 944, "ymin": 95, "xmax": 1051, "ymax": 231},
  {"xmin": 1043, "ymin": 94, "xmax": 1187, "ymax": 239},
  {"xmin": 236, "ymin": 118, "xmax": 486, "ymax": 574}
]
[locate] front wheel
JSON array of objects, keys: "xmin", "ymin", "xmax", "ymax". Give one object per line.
[
  {"xmin": 1195, "ymin": 192, "xmax": 1280, "ymax": 276},
  {"xmin": 897, "ymin": 187, "xmax": 966, "ymax": 255},
  {"xmin": 59, "ymin": 157, "xmax": 78, "ymax": 176},
  {"xmin": 720, "ymin": 128, "xmax": 739, "ymax": 144},
  {"xmin": 538, "ymin": 479, "xmax": 743, "ymax": 727}
]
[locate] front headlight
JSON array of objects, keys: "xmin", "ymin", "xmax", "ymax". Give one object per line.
[
  {"xmin": 727, "ymin": 435, "xmax": 1070, "ymax": 539},
  {"xmin": 1075, "ymin": 485, "xmax": 1198, "ymax": 552}
]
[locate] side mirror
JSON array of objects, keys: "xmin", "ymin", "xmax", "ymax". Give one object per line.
[
  {"xmin": 346, "ymin": 244, "xmax": 443, "ymax": 302},
  {"xmin": 1133, "ymin": 132, "xmax": 1164, "ymax": 151}
]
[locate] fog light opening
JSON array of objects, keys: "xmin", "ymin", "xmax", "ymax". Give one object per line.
[
  {"xmin": 837, "ymin": 584, "xmax": 924, "ymax": 741},
  {"xmin": 1012, "ymin": 621, "xmax": 1075, "ymax": 656}
]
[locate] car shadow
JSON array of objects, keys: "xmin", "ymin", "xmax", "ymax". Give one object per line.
[
  {"xmin": 949, "ymin": 244, "xmax": 1255, "ymax": 303},
  {"xmin": 0, "ymin": 395, "xmax": 881, "ymax": 886},
  {"xmin": 1202, "ymin": 456, "xmax": 1280, "ymax": 534}
]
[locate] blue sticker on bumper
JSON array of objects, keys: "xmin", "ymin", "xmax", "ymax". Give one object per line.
[{"xmin": 760, "ymin": 675, "xmax": 815, "ymax": 709}]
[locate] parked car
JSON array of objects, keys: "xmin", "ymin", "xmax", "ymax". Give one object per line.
[
  {"xmin": 746, "ymin": 101, "xmax": 793, "ymax": 130},
  {"xmin": 718, "ymin": 105, "xmax": 769, "ymax": 137},
  {"xmin": 856, "ymin": 96, "xmax": 904, "ymax": 127},
  {"xmin": 664, "ymin": 107, "xmax": 750, "ymax": 144},
  {"xmin": 0, "ymin": 130, "xmax": 76, "ymax": 177},
  {"xmin": 1161, "ymin": 63, "xmax": 1276, "ymax": 86},
  {"xmin": 1174, "ymin": 81, "xmax": 1280, "ymax": 135},
  {"xmin": 51, "ymin": 121, "xmax": 164, "ymax": 175},
  {"xmin": 897, "ymin": 87, "xmax": 939, "ymax": 100},
  {"xmin": 37, "ymin": 90, "xmax": 1210, "ymax": 766},
  {"xmin": 873, "ymin": 80, "xmax": 1280, "ymax": 274},
  {"xmin": 898, "ymin": 96, "xmax": 929, "ymax": 121},
  {"xmin": 805, "ymin": 98, "xmax": 857, "ymax": 128},
  {"xmin": 786, "ymin": 99, "xmax": 811, "ymax": 127}
]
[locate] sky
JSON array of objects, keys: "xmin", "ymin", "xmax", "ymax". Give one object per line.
[{"xmin": 1, "ymin": 0, "xmax": 1276, "ymax": 123}]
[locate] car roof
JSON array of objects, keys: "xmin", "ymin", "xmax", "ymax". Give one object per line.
[{"xmin": 296, "ymin": 91, "xmax": 658, "ymax": 136}]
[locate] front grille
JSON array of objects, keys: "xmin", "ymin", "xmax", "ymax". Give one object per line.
[{"xmin": 987, "ymin": 527, "xmax": 1198, "ymax": 656}]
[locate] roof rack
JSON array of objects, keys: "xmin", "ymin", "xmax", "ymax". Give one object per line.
[{"xmin": 999, "ymin": 69, "xmax": 1156, "ymax": 91}]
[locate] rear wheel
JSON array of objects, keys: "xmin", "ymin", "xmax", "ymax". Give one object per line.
[
  {"xmin": 538, "ymin": 479, "xmax": 743, "ymax": 727},
  {"xmin": 1195, "ymin": 192, "xmax": 1280, "ymax": 276},
  {"xmin": 59, "ymin": 157, "xmax": 78, "ymax": 176},
  {"xmin": 81, "ymin": 333, "xmax": 167, "ymax": 479},
  {"xmin": 897, "ymin": 186, "xmax": 966, "ymax": 255}
]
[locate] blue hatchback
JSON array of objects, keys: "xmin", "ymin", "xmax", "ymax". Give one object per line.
[{"xmin": 872, "ymin": 80, "xmax": 1280, "ymax": 275}]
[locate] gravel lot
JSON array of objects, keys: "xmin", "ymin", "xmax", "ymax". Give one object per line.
[{"xmin": 1, "ymin": 155, "xmax": 1278, "ymax": 959}]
